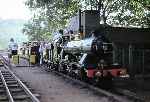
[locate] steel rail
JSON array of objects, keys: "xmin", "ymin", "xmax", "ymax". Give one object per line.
[
  {"xmin": 0, "ymin": 55, "xmax": 40, "ymax": 102},
  {"xmin": 3, "ymin": 61, "xmax": 40, "ymax": 102},
  {"xmin": 0, "ymin": 70, "xmax": 14, "ymax": 102}
]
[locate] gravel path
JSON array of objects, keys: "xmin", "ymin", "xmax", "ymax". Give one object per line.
[{"xmin": 10, "ymin": 59, "xmax": 115, "ymax": 102}]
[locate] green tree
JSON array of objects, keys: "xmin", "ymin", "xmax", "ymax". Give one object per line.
[
  {"xmin": 80, "ymin": 0, "xmax": 150, "ymax": 27},
  {"xmin": 26, "ymin": 0, "xmax": 150, "ymax": 27},
  {"xmin": 23, "ymin": 0, "xmax": 79, "ymax": 41},
  {"xmin": 23, "ymin": 0, "xmax": 149, "ymax": 40},
  {"xmin": 22, "ymin": 15, "xmax": 51, "ymax": 41},
  {"xmin": 26, "ymin": 0, "xmax": 79, "ymax": 29},
  {"xmin": 129, "ymin": 0, "xmax": 150, "ymax": 27}
]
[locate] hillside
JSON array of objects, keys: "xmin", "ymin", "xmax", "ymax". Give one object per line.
[{"xmin": 0, "ymin": 19, "xmax": 28, "ymax": 49}]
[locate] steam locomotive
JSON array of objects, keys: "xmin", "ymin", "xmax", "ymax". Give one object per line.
[{"xmin": 45, "ymin": 30, "xmax": 128, "ymax": 88}]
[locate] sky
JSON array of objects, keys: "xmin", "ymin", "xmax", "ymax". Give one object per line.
[{"xmin": 0, "ymin": 0, "xmax": 31, "ymax": 20}]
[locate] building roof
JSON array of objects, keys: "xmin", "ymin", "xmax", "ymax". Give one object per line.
[{"xmin": 105, "ymin": 27, "xmax": 150, "ymax": 44}]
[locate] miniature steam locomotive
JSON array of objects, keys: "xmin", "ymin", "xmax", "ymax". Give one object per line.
[{"xmin": 45, "ymin": 30, "xmax": 127, "ymax": 88}]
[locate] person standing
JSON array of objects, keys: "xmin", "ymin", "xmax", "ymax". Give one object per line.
[
  {"xmin": 8, "ymin": 38, "xmax": 18, "ymax": 58},
  {"xmin": 50, "ymin": 43, "xmax": 54, "ymax": 62},
  {"xmin": 45, "ymin": 42, "xmax": 54, "ymax": 61},
  {"xmin": 39, "ymin": 42, "xmax": 45, "ymax": 65}
]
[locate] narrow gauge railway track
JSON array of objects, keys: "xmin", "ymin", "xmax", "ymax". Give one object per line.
[
  {"xmin": 42, "ymin": 64, "xmax": 145, "ymax": 102},
  {"xmin": 0, "ymin": 55, "xmax": 40, "ymax": 102}
]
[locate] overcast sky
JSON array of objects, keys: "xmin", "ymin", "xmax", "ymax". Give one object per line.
[{"xmin": 0, "ymin": 0, "xmax": 31, "ymax": 20}]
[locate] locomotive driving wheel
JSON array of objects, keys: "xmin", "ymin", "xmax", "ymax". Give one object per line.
[
  {"xmin": 78, "ymin": 68, "xmax": 87, "ymax": 81},
  {"xmin": 92, "ymin": 71, "xmax": 102, "ymax": 86}
]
